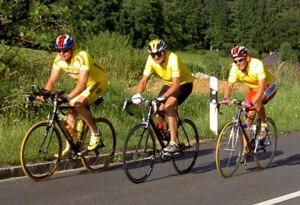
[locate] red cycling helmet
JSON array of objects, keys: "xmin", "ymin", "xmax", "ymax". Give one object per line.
[
  {"xmin": 230, "ymin": 45, "xmax": 248, "ymax": 59},
  {"xmin": 53, "ymin": 34, "xmax": 75, "ymax": 51}
]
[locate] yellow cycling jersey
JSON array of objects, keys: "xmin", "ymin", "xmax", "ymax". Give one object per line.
[
  {"xmin": 228, "ymin": 57, "xmax": 276, "ymax": 90},
  {"xmin": 52, "ymin": 50, "xmax": 107, "ymax": 87},
  {"xmin": 143, "ymin": 51, "xmax": 194, "ymax": 86}
]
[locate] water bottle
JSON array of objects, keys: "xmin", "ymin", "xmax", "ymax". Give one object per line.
[
  {"xmin": 64, "ymin": 121, "xmax": 77, "ymax": 140},
  {"xmin": 250, "ymin": 124, "xmax": 257, "ymax": 139},
  {"xmin": 156, "ymin": 123, "xmax": 165, "ymax": 139},
  {"xmin": 76, "ymin": 119, "xmax": 84, "ymax": 138},
  {"xmin": 243, "ymin": 124, "xmax": 251, "ymax": 137}
]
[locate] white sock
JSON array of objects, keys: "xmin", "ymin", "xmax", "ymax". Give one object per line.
[
  {"xmin": 169, "ymin": 141, "xmax": 177, "ymax": 146},
  {"xmin": 92, "ymin": 130, "xmax": 100, "ymax": 136}
]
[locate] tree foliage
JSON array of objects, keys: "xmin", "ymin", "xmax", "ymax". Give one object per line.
[{"xmin": 1, "ymin": 0, "xmax": 300, "ymax": 61}]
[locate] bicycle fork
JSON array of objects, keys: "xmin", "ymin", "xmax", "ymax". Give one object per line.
[{"xmin": 39, "ymin": 125, "xmax": 56, "ymax": 154}]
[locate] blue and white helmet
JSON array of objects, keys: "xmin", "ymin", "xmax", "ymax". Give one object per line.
[{"xmin": 53, "ymin": 34, "xmax": 75, "ymax": 51}]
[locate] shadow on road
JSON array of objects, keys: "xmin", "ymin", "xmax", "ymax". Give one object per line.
[
  {"xmin": 45, "ymin": 163, "xmax": 124, "ymax": 182},
  {"xmin": 269, "ymin": 150, "xmax": 300, "ymax": 168},
  {"xmin": 191, "ymin": 148, "xmax": 216, "ymax": 174}
]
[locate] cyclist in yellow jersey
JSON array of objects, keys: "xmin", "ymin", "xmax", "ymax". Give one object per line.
[
  {"xmin": 131, "ymin": 39, "xmax": 194, "ymax": 153},
  {"xmin": 222, "ymin": 45, "xmax": 278, "ymax": 162},
  {"xmin": 37, "ymin": 34, "xmax": 108, "ymax": 157}
]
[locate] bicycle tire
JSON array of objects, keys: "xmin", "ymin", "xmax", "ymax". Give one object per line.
[
  {"xmin": 81, "ymin": 118, "xmax": 116, "ymax": 172},
  {"xmin": 20, "ymin": 121, "xmax": 62, "ymax": 181},
  {"xmin": 122, "ymin": 124, "xmax": 156, "ymax": 183},
  {"xmin": 172, "ymin": 119, "xmax": 199, "ymax": 174},
  {"xmin": 215, "ymin": 122, "xmax": 243, "ymax": 178},
  {"xmin": 254, "ymin": 118, "xmax": 278, "ymax": 169}
]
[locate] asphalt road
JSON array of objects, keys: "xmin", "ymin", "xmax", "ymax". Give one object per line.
[{"xmin": 1, "ymin": 132, "xmax": 300, "ymax": 205}]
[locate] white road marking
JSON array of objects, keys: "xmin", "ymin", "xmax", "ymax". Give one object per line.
[{"xmin": 254, "ymin": 190, "xmax": 300, "ymax": 205}]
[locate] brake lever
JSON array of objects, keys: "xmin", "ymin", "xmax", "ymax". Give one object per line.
[
  {"xmin": 122, "ymin": 99, "xmax": 128, "ymax": 111},
  {"xmin": 217, "ymin": 103, "xmax": 224, "ymax": 115},
  {"xmin": 122, "ymin": 99, "xmax": 134, "ymax": 116}
]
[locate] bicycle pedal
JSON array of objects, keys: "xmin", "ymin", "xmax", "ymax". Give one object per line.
[
  {"xmin": 77, "ymin": 148, "xmax": 88, "ymax": 157},
  {"xmin": 63, "ymin": 156, "xmax": 78, "ymax": 162},
  {"xmin": 178, "ymin": 143, "xmax": 187, "ymax": 149},
  {"xmin": 241, "ymin": 161, "xmax": 247, "ymax": 166},
  {"xmin": 259, "ymin": 139, "xmax": 267, "ymax": 146},
  {"xmin": 239, "ymin": 159, "xmax": 247, "ymax": 165},
  {"xmin": 160, "ymin": 153, "xmax": 172, "ymax": 162}
]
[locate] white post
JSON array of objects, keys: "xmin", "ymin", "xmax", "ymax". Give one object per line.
[{"xmin": 210, "ymin": 76, "xmax": 218, "ymax": 136}]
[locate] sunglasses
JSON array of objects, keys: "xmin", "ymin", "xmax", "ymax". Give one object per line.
[
  {"xmin": 56, "ymin": 48, "xmax": 70, "ymax": 53},
  {"xmin": 233, "ymin": 58, "xmax": 245, "ymax": 64},
  {"xmin": 151, "ymin": 52, "xmax": 163, "ymax": 58}
]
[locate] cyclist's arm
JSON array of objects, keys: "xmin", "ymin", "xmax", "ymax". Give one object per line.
[
  {"xmin": 136, "ymin": 75, "xmax": 149, "ymax": 94},
  {"xmin": 163, "ymin": 77, "xmax": 180, "ymax": 98},
  {"xmin": 67, "ymin": 70, "xmax": 89, "ymax": 99},
  {"xmin": 223, "ymin": 82, "xmax": 234, "ymax": 100},
  {"xmin": 44, "ymin": 68, "xmax": 61, "ymax": 91}
]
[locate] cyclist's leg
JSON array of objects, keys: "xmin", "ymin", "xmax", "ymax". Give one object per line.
[
  {"xmin": 240, "ymin": 110, "xmax": 256, "ymax": 163},
  {"xmin": 245, "ymin": 88, "xmax": 257, "ymax": 125},
  {"xmin": 156, "ymin": 97, "xmax": 178, "ymax": 153},
  {"xmin": 70, "ymin": 82, "xmax": 107, "ymax": 150},
  {"xmin": 258, "ymin": 82, "xmax": 278, "ymax": 121},
  {"xmin": 162, "ymin": 83, "xmax": 193, "ymax": 153},
  {"xmin": 59, "ymin": 109, "xmax": 77, "ymax": 157},
  {"xmin": 69, "ymin": 96, "xmax": 95, "ymax": 130},
  {"xmin": 155, "ymin": 111, "xmax": 168, "ymax": 133},
  {"xmin": 256, "ymin": 83, "xmax": 278, "ymax": 139},
  {"xmin": 156, "ymin": 85, "xmax": 169, "ymax": 132},
  {"xmin": 242, "ymin": 89, "xmax": 257, "ymax": 157},
  {"xmin": 165, "ymin": 97, "xmax": 177, "ymax": 137}
]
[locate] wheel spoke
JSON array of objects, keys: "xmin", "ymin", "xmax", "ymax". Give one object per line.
[
  {"xmin": 81, "ymin": 118, "xmax": 116, "ymax": 172},
  {"xmin": 215, "ymin": 122, "xmax": 242, "ymax": 178},
  {"xmin": 122, "ymin": 124, "xmax": 156, "ymax": 183},
  {"xmin": 254, "ymin": 118, "xmax": 277, "ymax": 169},
  {"xmin": 20, "ymin": 121, "xmax": 61, "ymax": 181},
  {"xmin": 172, "ymin": 119, "xmax": 199, "ymax": 174}
]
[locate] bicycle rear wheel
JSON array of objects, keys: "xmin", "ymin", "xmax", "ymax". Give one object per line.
[
  {"xmin": 81, "ymin": 118, "xmax": 116, "ymax": 172},
  {"xmin": 122, "ymin": 124, "xmax": 156, "ymax": 183},
  {"xmin": 20, "ymin": 121, "xmax": 62, "ymax": 181},
  {"xmin": 172, "ymin": 119, "xmax": 199, "ymax": 174},
  {"xmin": 215, "ymin": 122, "xmax": 243, "ymax": 178},
  {"xmin": 254, "ymin": 118, "xmax": 278, "ymax": 169}
]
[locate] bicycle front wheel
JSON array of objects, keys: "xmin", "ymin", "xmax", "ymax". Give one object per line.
[
  {"xmin": 122, "ymin": 124, "xmax": 156, "ymax": 183},
  {"xmin": 20, "ymin": 121, "xmax": 62, "ymax": 181},
  {"xmin": 172, "ymin": 119, "xmax": 199, "ymax": 174},
  {"xmin": 254, "ymin": 118, "xmax": 278, "ymax": 169},
  {"xmin": 215, "ymin": 122, "xmax": 243, "ymax": 178},
  {"xmin": 81, "ymin": 118, "xmax": 116, "ymax": 172}
]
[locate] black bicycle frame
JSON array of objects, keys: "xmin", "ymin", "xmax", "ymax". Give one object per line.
[
  {"xmin": 49, "ymin": 102, "xmax": 85, "ymax": 154},
  {"xmin": 148, "ymin": 106, "xmax": 183, "ymax": 149},
  {"xmin": 144, "ymin": 101, "xmax": 167, "ymax": 149}
]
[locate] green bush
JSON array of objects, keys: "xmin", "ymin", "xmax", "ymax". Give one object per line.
[
  {"xmin": 279, "ymin": 42, "xmax": 299, "ymax": 63},
  {"xmin": 177, "ymin": 50, "xmax": 231, "ymax": 80},
  {"xmin": 81, "ymin": 31, "xmax": 146, "ymax": 86}
]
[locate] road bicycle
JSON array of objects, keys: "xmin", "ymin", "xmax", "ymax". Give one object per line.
[
  {"xmin": 20, "ymin": 85, "xmax": 116, "ymax": 181},
  {"xmin": 215, "ymin": 99, "xmax": 278, "ymax": 178},
  {"xmin": 122, "ymin": 98, "xmax": 199, "ymax": 183}
]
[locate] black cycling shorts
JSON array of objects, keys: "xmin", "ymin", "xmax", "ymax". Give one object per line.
[{"xmin": 158, "ymin": 83, "xmax": 193, "ymax": 106}]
